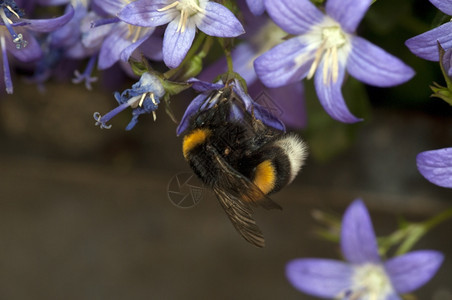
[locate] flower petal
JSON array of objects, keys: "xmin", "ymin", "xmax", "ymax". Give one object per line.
[
  {"xmin": 22, "ymin": 5, "xmax": 75, "ymax": 32},
  {"xmin": 139, "ymin": 35, "xmax": 163, "ymax": 61},
  {"xmin": 264, "ymin": 0, "xmax": 324, "ymax": 35},
  {"xmin": 286, "ymin": 258, "xmax": 353, "ymax": 298},
  {"xmin": 187, "ymin": 78, "xmax": 223, "ymax": 92},
  {"xmin": 163, "ymin": 19, "xmax": 196, "ymax": 68},
  {"xmin": 326, "ymin": 0, "xmax": 372, "ymax": 32},
  {"xmin": 340, "ymin": 199, "xmax": 380, "ymax": 264},
  {"xmin": 405, "ymin": 22, "xmax": 452, "ymax": 61},
  {"xmin": 314, "ymin": 60, "xmax": 362, "ymax": 123},
  {"xmin": 98, "ymin": 24, "xmax": 131, "ymax": 70},
  {"xmin": 254, "ymin": 37, "xmax": 312, "ymax": 88},
  {"xmin": 417, "ymin": 148, "xmax": 452, "ymax": 188},
  {"xmin": 120, "ymin": 30, "xmax": 154, "ymax": 64},
  {"xmin": 195, "ymin": 2, "xmax": 244, "ymax": 37},
  {"xmin": 93, "ymin": 0, "xmax": 124, "ymax": 15},
  {"xmin": 347, "ymin": 37, "xmax": 415, "ymax": 87},
  {"xmin": 385, "ymin": 250, "xmax": 444, "ymax": 294},
  {"xmin": 246, "ymin": 0, "xmax": 265, "ymax": 15},
  {"xmin": 118, "ymin": 0, "xmax": 178, "ymax": 27},
  {"xmin": 430, "ymin": 0, "xmax": 452, "ymax": 15},
  {"xmin": 249, "ymin": 81, "xmax": 306, "ymax": 129},
  {"xmin": 176, "ymin": 93, "xmax": 209, "ymax": 135},
  {"xmin": 7, "ymin": 31, "xmax": 41, "ymax": 62}
]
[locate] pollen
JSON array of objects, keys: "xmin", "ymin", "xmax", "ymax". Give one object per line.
[
  {"xmin": 337, "ymin": 264, "xmax": 394, "ymax": 300},
  {"xmin": 253, "ymin": 160, "xmax": 276, "ymax": 195},
  {"xmin": 182, "ymin": 128, "xmax": 211, "ymax": 159},
  {"xmin": 157, "ymin": 0, "xmax": 204, "ymax": 33}
]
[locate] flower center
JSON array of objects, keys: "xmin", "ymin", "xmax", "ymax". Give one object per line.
[
  {"xmin": 306, "ymin": 25, "xmax": 346, "ymax": 84},
  {"xmin": 338, "ymin": 264, "xmax": 393, "ymax": 300},
  {"xmin": 157, "ymin": 0, "xmax": 203, "ymax": 33}
]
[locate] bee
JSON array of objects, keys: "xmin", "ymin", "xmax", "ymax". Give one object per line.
[{"xmin": 180, "ymin": 81, "xmax": 307, "ymax": 247}]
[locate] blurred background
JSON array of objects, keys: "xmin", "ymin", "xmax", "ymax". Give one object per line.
[{"xmin": 0, "ymin": 0, "xmax": 451, "ymax": 299}]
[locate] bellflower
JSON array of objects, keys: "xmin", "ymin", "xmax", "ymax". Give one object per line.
[
  {"xmin": 200, "ymin": 10, "xmax": 306, "ymax": 128},
  {"xmin": 286, "ymin": 199, "xmax": 444, "ymax": 299},
  {"xmin": 405, "ymin": 0, "xmax": 452, "ymax": 61},
  {"xmin": 417, "ymin": 147, "xmax": 452, "ymax": 188},
  {"xmin": 91, "ymin": 0, "xmax": 162, "ymax": 71},
  {"xmin": 176, "ymin": 78, "xmax": 285, "ymax": 135},
  {"xmin": 0, "ymin": 0, "xmax": 74, "ymax": 93},
  {"xmin": 117, "ymin": 0, "xmax": 245, "ymax": 68},
  {"xmin": 94, "ymin": 72, "xmax": 165, "ymax": 130},
  {"xmin": 254, "ymin": 0, "xmax": 414, "ymax": 123}
]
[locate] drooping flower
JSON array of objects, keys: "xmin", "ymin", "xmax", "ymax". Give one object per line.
[
  {"xmin": 94, "ymin": 72, "xmax": 165, "ymax": 130},
  {"xmin": 286, "ymin": 199, "xmax": 444, "ymax": 299},
  {"xmin": 405, "ymin": 0, "xmax": 452, "ymax": 61},
  {"xmin": 417, "ymin": 147, "xmax": 452, "ymax": 188},
  {"xmin": 117, "ymin": 0, "xmax": 245, "ymax": 68},
  {"xmin": 176, "ymin": 78, "xmax": 285, "ymax": 135},
  {"xmin": 254, "ymin": 0, "xmax": 414, "ymax": 123},
  {"xmin": 200, "ymin": 4, "xmax": 306, "ymax": 128},
  {"xmin": 0, "ymin": 0, "xmax": 74, "ymax": 93}
]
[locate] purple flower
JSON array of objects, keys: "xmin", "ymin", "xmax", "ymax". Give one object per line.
[
  {"xmin": 176, "ymin": 78, "xmax": 285, "ymax": 135},
  {"xmin": 92, "ymin": 0, "xmax": 162, "ymax": 71},
  {"xmin": 0, "ymin": 0, "xmax": 74, "ymax": 93},
  {"xmin": 246, "ymin": 0, "xmax": 265, "ymax": 16},
  {"xmin": 417, "ymin": 147, "xmax": 452, "ymax": 188},
  {"xmin": 405, "ymin": 0, "xmax": 452, "ymax": 61},
  {"xmin": 117, "ymin": 0, "xmax": 245, "ymax": 68},
  {"xmin": 199, "ymin": 5, "xmax": 306, "ymax": 128},
  {"xmin": 286, "ymin": 199, "xmax": 444, "ymax": 299},
  {"xmin": 254, "ymin": 0, "xmax": 414, "ymax": 123},
  {"xmin": 94, "ymin": 72, "xmax": 165, "ymax": 130}
]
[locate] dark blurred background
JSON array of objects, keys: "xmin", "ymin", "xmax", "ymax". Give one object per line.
[{"xmin": 0, "ymin": 0, "xmax": 451, "ymax": 299}]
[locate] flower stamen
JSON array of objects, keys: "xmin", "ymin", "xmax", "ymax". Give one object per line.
[{"xmin": 0, "ymin": 6, "xmax": 27, "ymax": 49}]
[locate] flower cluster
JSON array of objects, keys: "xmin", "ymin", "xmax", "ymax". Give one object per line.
[{"xmin": 0, "ymin": 1, "xmax": 450, "ymax": 297}]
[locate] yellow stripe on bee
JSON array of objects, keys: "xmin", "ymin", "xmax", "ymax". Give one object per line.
[
  {"xmin": 253, "ymin": 160, "xmax": 276, "ymax": 195},
  {"xmin": 182, "ymin": 128, "xmax": 211, "ymax": 159}
]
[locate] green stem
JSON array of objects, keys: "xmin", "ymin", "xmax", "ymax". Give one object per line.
[{"xmin": 424, "ymin": 207, "xmax": 452, "ymax": 230}]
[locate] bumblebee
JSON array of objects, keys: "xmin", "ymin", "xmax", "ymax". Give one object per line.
[{"xmin": 180, "ymin": 81, "xmax": 307, "ymax": 247}]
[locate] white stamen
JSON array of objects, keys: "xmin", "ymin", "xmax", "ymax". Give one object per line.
[
  {"xmin": 337, "ymin": 264, "xmax": 394, "ymax": 300},
  {"xmin": 158, "ymin": 0, "xmax": 204, "ymax": 33}
]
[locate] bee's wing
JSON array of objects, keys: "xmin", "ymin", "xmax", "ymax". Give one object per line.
[
  {"xmin": 209, "ymin": 148, "xmax": 281, "ymax": 248},
  {"xmin": 213, "ymin": 187, "xmax": 266, "ymax": 248}
]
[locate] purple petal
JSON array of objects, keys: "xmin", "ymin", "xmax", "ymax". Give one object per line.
[
  {"xmin": 139, "ymin": 35, "xmax": 163, "ymax": 61},
  {"xmin": 314, "ymin": 60, "xmax": 362, "ymax": 123},
  {"xmin": 187, "ymin": 78, "xmax": 223, "ymax": 92},
  {"xmin": 246, "ymin": 0, "xmax": 265, "ymax": 15},
  {"xmin": 163, "ymin": 19, "xmax": 196, "ymax": 68},
  {"xmin": 23, "ymin": 5, "xmax": 75, "ymax": 32},
  {"xmin": 430, "ymin": 0, "xmax": 452, "ymax": 15},
  {"xmin": 286, "ymin": 258, "xmax": 352, "ymax": 298},
  {"xmin": 417, "ymin": 148, "xmax": 452, "ymax": 188},
  {"xmin": 120, "ymin": 30, "xmax": 154, "ymax": 64},
  {"xmin": 326, "ymin": 0, "xmax": 372, "ymax": 32},
  {"xmin": 98, "ymin": 24, "xmax": 131, "ymax": 70},
  {"xmin": 118, "ymin": 0, "xmax": 177, "ymax": 27},
  {"xmin": 348, "ymin": 37, "xmax": 415, "ymax": 87},
  {"xmin": 93, "ymin": 0, "xmax": 124, "ymax": 16},
  {"xmin": 340, "ymin": 199, "xmax": 380, "ymax": 264},
  {"xmin": 405, "ymin": 22, "xmax": 452, "ymax": 61},
  {"xmin": 254, "ymin": 37, "xmax": 312, "ymax": 88},
  {"xmin": 264, "ymin": 0, "xmax": 324, "ymax": 35},
  {"xmin": 385, "ymin": 250, "xmax": 444, "ymax": 293},
  {"xmin": 176, "ymin": 93, "xmax": 209, "ymax": 135},
  {"xmin": 7, "ymin": 31, "xmax": 42, "ymax": 62},
  {"xmin": 196, "ymin": 2, "xmax": 244, "ymax": 37},
  {"xmin": 250, "ymin": 82, "xmax": 307, "ymax": 129}
]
